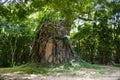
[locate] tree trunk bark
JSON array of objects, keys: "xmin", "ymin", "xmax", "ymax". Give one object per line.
[{"xmin": 31, "ymin": 21, "xmax": 75, "ymax": 65}]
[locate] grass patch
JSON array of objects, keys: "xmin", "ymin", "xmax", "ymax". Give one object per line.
[
  {"xmin": 118, "ymin": 78, "xmax": 120, "ymax": 80},
  {"xmin": 112, "ymin": 61, "xmax": 120, "ymax": 67},
  {"xmin": 63, "ymin": 60, "xmax": 103, "ymax": 70},
  {"xmin": 0, "ymin": 61, "xmax": 103, "ymax": 75},
  {"xmin": 0, "ymin": 63, "xmax": 49, "ymax": 75},
  {"xmin": 79, "ymin": 61, "xmax": 103, "ymax": 69},
  {"xmin": 112, "ymin": 63, "xmax": 120, "ymax": 67},
  {"xmin": 0, "ymin": 76, "xmax": 6, "ymax": 80}
]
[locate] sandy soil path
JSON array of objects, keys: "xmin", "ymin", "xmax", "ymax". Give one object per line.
[{"xmin": 0, "ymin": 66, "xmax": 120, "ymax": 80}]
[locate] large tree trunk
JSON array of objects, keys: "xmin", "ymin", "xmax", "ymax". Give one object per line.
[{"xmin": 31, "ymin": 21, "xmax": 75, "ymax": 65}]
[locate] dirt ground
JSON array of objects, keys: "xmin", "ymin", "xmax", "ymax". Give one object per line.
[{"xmin": 0, "ymin": 66, "xmax": 120, "ymax": 80}]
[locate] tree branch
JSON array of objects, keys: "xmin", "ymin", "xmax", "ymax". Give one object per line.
[
  {"xmin": 78, "ymin": 16, "xmax": 93, "ymax": 21},
  {"xmin": 0, "ymin": 0, "xmax": 8, "ymax": 6}
]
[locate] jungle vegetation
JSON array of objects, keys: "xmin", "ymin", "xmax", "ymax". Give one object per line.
[{"xmin": 0, "ymin": 0, "xmax": 120, "ymax": 67}]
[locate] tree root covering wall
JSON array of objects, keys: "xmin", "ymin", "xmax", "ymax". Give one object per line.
[{"xmin": 31, "ymin": 22, "xmax": 75, "ymax": 65}]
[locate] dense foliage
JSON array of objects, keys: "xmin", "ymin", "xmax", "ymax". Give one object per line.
[
  {"xmin": 71, "ymin": 0, "xmax": 120, "ymax": 64},
  {"xmin": 0, "ymin": 0, "xmax": 120, "ymax": 67}
]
